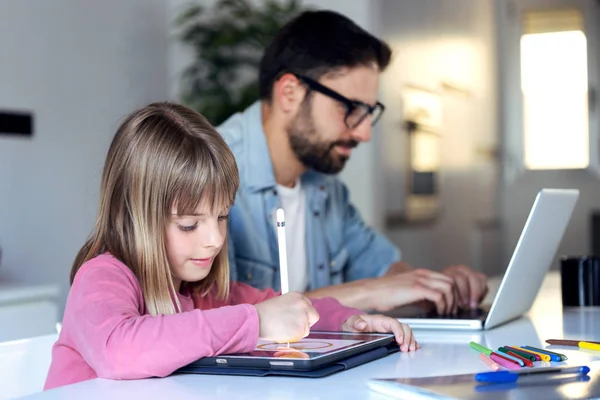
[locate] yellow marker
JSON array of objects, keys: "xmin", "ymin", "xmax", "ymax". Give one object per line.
[
  {"xmin": 516, "ymin": 346, "xmax": 551, "ymax": 362},
  {"xmin": 579, "ymin": 341, "xmax": 600, "ymax": 352}
]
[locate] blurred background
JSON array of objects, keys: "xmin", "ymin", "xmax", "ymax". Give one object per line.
[{"xmin": 1, "ymin": 0, "xmax": 599, "ymax": 342}]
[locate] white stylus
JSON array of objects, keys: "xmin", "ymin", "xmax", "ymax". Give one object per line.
[
  {"xmin": 276, "ymin": 208, "xmax": 290, "ymax": 347},
  {"xmin": 276, "ymin": 208, "xmax": 289, "ymax": 294}
]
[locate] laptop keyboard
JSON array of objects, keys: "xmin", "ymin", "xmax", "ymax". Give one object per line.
[
  {"xmin": 424, "ymin": 307, "xmax": 486, "ymax": 319},
  {"xmin": 416, "ymin": 305, "xmax": 489, "ymax": 320},
  {"xmin": 383, "ymin": 304, "xmax": 491, "ymax": 320}
]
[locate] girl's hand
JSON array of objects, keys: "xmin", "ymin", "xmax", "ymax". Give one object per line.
[
  {"xmin": 254, "ymin": 292, "xmax": 320, "ymax": 343},
  {"xmin": 341, "ymin": 314, "xmax": 419, "ymax": 352}
]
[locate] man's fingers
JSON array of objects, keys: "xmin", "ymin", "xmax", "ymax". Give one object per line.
[
  {"xmin": 418, "ymin": 277, "xmax": 454, "ymax": 314},
  {"xmin": 466, "ymin": 273, "xmax": 485, "ymax": 308},
  {"xmin": 480, "ymin": 280, "xmax": 489, "ymax": 303},
  {"xmin": 451, "ymin": 272, "xmax": 470, "ymax": 308},
  {"xmin": 478, "ymin": 274, "xmax": 489, "ymax": 302},
  {"xmin": 415, "ymin": 268, "xmax": 454, "ymax": 283},
  {"xmin": 426, "ymin": 273, "xmax": 458, "ymax": 314},
  {"xmin": 443, "ymin": 266, "xmax": 488, "ymax": 308},
  {"xmin": 415, "ymin": 284, "xmax": 447, "ymax": 315},
  {"xmin": 452, "ymin": 285, "xmax": 460, "ymax": 314}
]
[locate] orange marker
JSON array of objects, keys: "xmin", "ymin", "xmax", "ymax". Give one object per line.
[{"xmin": 479, "ymin": 353, "xmax": 500, "ymax": 371}]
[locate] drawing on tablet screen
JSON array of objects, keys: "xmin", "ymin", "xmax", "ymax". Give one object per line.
[{"xmin": 255, "ymin": 338, "xmax": 363, "ymax": 353}]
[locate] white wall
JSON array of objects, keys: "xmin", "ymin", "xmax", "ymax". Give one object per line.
[
  {"xmin": 377, "ymin": 0, "xmax": 501, "ymax": 274},
  {"xmin": 0, "ymin": 0, "xmax": 169, "ymax": 314},
  {"xmin": 496, "ymin": 0, "xmax": 600, "ymax": 268}
]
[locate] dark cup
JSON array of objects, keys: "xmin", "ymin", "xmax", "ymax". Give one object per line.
[{"xmin": 560, "ymin": 256, "xmax": 600, "ymax": 307}]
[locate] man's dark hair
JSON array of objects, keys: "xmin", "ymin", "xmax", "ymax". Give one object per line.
[{"xmin": 258, "ymin": 10, "xmax": 392, "ymax": 101}]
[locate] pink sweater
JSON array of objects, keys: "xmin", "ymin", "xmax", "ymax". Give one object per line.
[{"xmin": 44, "ymin": 254, "xmax": 361, "ymax": 390}]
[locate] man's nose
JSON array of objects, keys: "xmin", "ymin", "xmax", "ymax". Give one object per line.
[{"xmin": 350, "ymin": 118, "xmax": 372, "ymax": 142}]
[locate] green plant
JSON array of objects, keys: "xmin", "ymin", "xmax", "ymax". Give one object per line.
[{"xmin": 175, "ymin": 0, "xmax": 309, "ymax": 125}]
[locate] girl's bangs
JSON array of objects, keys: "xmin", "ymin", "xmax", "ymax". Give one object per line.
[{"xmin": 170, "ymin": 143, "xmax": 238, "ymax": 216}]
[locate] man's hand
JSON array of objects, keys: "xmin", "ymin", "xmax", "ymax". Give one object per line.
[
  {"xmin": 304, "ymin": 263, "xmax": 487, "ymax": 315},
  {"xmin": 442, "ymin": 265, "xmax": 488, "ymax": 309},
  {"xmin": 366, "ymin": 269, "xmax": 458, "ymax": 315}
]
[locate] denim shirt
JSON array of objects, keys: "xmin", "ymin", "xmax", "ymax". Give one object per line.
[{"xmin": 217, "ymin": 101, "xmax": 401, "ymax": 291}]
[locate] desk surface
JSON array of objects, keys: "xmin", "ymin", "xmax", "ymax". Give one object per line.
[{"xmin": 16, "ymin": 273, "xmax": 600, "ymax": 400}]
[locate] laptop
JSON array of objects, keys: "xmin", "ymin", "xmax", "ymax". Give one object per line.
[{"xmin": 385, "ymin": 188, "xmax": 579, "ymax": 331}]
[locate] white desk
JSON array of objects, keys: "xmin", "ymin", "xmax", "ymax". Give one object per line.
[
  {"xmin": 0, "ymin": 334, "xmax": 57, "ymax": 400},
  {"xmin": 12, "ymin": 273, "xmax": 600, "ymax": 400}
]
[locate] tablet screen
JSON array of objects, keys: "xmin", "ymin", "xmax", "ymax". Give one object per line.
[{"xmin": 229, "ymin": 331, "xmax": 394, "ymax": 360}]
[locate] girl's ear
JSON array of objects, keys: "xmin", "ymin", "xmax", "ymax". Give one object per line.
[{"xmin": 272, "ymin": 73, "xmax": 305, "ymax": 115}]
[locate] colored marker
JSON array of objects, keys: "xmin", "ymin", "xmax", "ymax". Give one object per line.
[
  {"xmin": 580, "ymin": 342, "xmax": 600, "ymax": 352},
  {"xmin": 470, "ymin": 341, "xmax": 492, "ymax": 356},
  {"xmin": 522, "ymin": 345, "xmax": 566, "ymax": 361},
  {"xmin": 475, "ymin": 365, "xmax": 590, "ymax": 383},
  {"xmin": 470, "ymin": 342, "xmax": 521, "ymax": 368},
  {"xmin": 498, "ymin": 348, "xmax": 533, "ymax": 367},
  {"xmin": 546, "ymin": 339, "xmax": 600, "ymax": 346},
  {"xmin": 479, "ymin": 353, "xmax": 500, "ymax": 371},
  {"xmin": 495, "ymin": 351, "xmax": 525, "ymax": 367},
  {"xmin": 504, "ymin": 346, "xmax": 538, "ymax": 361},
  {"xmin": 506, "ymin": 346, "xmax": 541, "ymax": 361},
  {"xmin": 490, "ymin": 353, "xmax": 521, "ymax": 370},
  {"xmin": 516, "ymin": 346, "xmax": 551, "ymax": 362}
]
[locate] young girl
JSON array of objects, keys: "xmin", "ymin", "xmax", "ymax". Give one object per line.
[{"xmin": 44, "ymin": 102, "xmax": 418, "ymax": 390}]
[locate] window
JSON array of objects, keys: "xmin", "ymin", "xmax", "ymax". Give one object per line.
[{"xmin": 521, "ymin": 9, "xmax": 589, "ymax": 170}]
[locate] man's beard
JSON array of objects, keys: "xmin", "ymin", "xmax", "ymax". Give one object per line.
[{"xmin": 287, "ymin": 101, "xmax": 358, "ymax": 175}]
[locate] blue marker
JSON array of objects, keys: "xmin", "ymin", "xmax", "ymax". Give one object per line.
[
  {"xmin": 475, "ymin": 365, "xmax": 590, "ymax": 383},
  {"xmin": 496, "ymin": 351, "xmax": 525, "ymax": 367},
  {"xmin": 522, "ymin": 345, "xmax": 566, "ymax": 361}
]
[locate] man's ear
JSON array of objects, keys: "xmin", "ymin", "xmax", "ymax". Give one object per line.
[{"xmin": 272, "ymin": 73, "xmax": 305, "ymax": 114}]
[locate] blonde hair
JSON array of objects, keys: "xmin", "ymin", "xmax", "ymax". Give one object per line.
[{"xmin": 71, "ymin": 102, "xmax": 239, "ymax": 316}]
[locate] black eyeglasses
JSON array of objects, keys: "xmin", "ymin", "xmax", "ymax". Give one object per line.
[{"xmin": 294, "ymin": 74, "xmax": 385, "ymax": 130}]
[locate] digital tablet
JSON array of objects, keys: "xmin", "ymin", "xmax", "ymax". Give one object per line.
[{"xmin": 187, "ymin": 331, "xmax": 396, "ymax": 371}]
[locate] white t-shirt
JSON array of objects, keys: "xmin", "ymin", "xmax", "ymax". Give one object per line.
[{"xmin": 274, "ymin": 179, "xmax": 308, "ymax": 293}]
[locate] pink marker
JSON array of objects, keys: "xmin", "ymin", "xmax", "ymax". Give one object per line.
[{"xmin": 490, "ymin": 353, "xmax": 521, "ymax": 370}]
